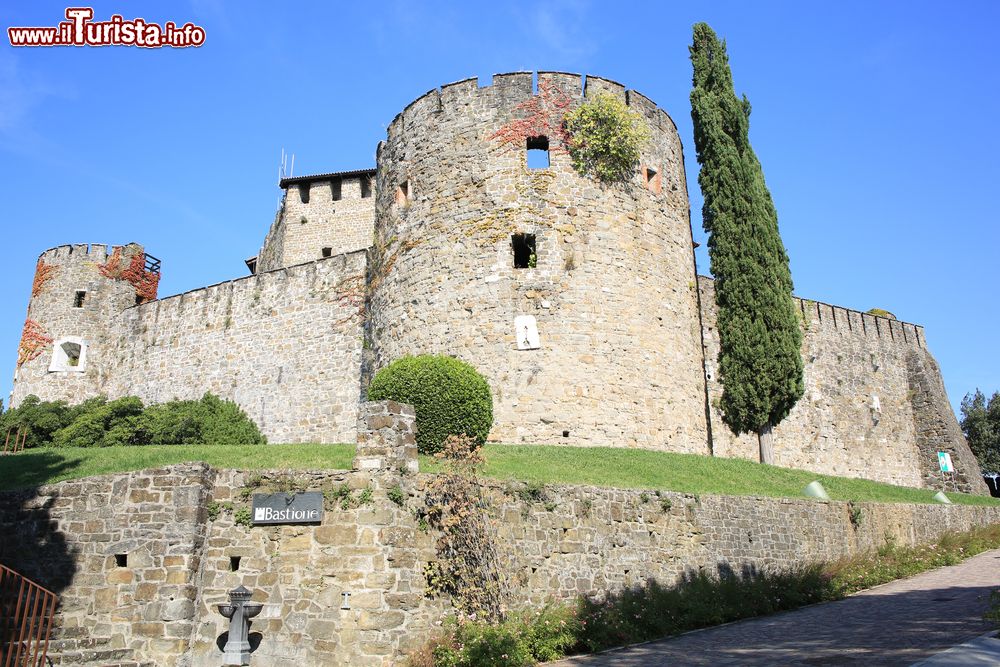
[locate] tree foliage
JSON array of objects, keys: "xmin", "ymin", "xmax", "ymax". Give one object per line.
[
  {"xmin": 960, "ymin": 389, "xmax": 1000, "ymax": 474},
  {"xmin": 689, "ymin": 23, "xmax": 804, "ymax": 451},
  {"xmin": 367, "ymin": 354, "xmax": 493, "ymax": 454},
  {"xmin": 0, "ymin": 393, "xmax": 266, "ymax": 447},
  {"xmin": 565, "ymin": 92, "xmax": 650, "ymax": 183}
]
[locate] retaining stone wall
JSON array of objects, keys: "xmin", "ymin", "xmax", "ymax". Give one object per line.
[{"xmin": 2, "ymin": 459, "xmax": 998, "ymax": 666}]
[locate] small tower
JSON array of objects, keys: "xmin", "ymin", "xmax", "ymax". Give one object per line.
[
  {"xmin": 10, "ymin": 243, "xmax": 160, "ymax": 407},
  {"xmin": 254, "ymin": 169, "xmax": 376, "ymax": 273}
]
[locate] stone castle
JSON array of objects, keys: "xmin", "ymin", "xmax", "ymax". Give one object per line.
[{"xmin": 10, "ymin": 71, "xmax": 986, "ymax": 495}]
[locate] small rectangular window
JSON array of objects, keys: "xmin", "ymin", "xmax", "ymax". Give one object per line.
[
  {"xmin": 330, "ymin": 178, "xmax": 342, "ymax": 201},
  {"xmin": 395, "ymin": 180, "xmax": 410, "ymax": 206},
  {"xmin": 115, "ymin": 553, "xmax": 128, "ymax": 568},
  {"xmin": 321, "ymin": 247, "xmax": 333, "ymax": 258},
  {"xmin": 230, "ymin": 556, "xmax": 241, "ymax": 572},
  {"xmin": 512, "ymin": 233, "xmax": 536, "ymax": 269},
  {"xmin": 298, "ymin": 183, "xmax": 311, "ymax": 204},
  {"xmin": 645, "ymin": 166, "xmax": 661, "ymax": 194},
  {"xmin": 360, "ymin": 177, "xmax": 372, "ymax": 199},
  {"xmin": 74, "ymin": 291, "xmax": 86, "ymax": 308},
  {"xmin": 526, "ymin": 136, "xmax": 549, "ymax": 169}
]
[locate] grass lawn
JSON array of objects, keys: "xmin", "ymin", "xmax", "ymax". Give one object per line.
[
  {"xmin": 0, "ymin": 444, "xmax": 355, "ymax": 492},
  {"xmin": 1, "ymin": 443, "xmax": 997, "ymax": 507}
]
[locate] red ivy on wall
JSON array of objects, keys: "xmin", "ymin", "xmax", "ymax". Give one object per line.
[
  {"xmin": 31, "ymin": 259, "xmax": 57, "ymax": 297},
  {"xmin": 17, "ymin": 319, "xmax": 53, "ymax": 368},
  {"xmin": 489, "ymin": 80, "xmax": 573, "ymax": 151},
  {"xmin": 99, "ymin": 247, "xmax": 160, "ymax": 303}
]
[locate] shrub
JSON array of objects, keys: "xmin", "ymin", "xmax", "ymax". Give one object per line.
[
  {"xmin": 367, "ymin": 355, "xmax": 493, "ymax": 454},
  {"xmin": 142, "ymin": 393, "xmax": 266, "ymax": 445},
  {"xmin": 0, "ymin": 395, "xmax": 105, "ymax": 448},
  {"xmin": 564, "ymin": 93, "xmax": 650, "ymax": 183},
  {"xmin": 866, "ymin": 308, "xmax": 897, "ymax": 320},
  {"xmin": 51, "ymin": 396, "xmax": 146, "ymax": 447},
  {"xmin": 3, "ymin": 392, "xmax": 264, "ymax": 447}
]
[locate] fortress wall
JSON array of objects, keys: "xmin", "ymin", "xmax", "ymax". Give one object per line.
[
  {"xmin": 699, "ymin": 276, "xmax": 984, "ymax": 493},
  {"xmin": 104, "ymin": 251, "xmax": 367, "ymax": 444},
  {"xmin": 369, "ymin": 72, "xmax": 708, "ymax": 451},
  {"xmin": 255, "ymin": 205, "xmax": 286, "ymax": 273},
  {"xmin": 3, "ymin": 464, "xmax": 998, "ymax": 666},
  {"xmin": 12, "ymin": 244, "xmax": 147, "ymax": 407},
  {"xmin": 257, "ymin": 176, "xmax": 376, "ymax": 273}
]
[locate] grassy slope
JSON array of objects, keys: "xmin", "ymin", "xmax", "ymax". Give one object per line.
[
  {"xmin": 0, "ymin": 444, "xmax": 355, "ymax": 491},
  {"xmin": 1, "ymin": 443, "xmax": 997, "ymax": 507}
]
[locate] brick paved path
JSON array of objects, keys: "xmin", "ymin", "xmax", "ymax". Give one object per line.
[{"xmin": 549, "ymin": 549, "xmax": 1000, "ymax": 666}]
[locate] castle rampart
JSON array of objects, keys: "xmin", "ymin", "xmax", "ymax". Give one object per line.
[
  {"xmin": 699, "ymin": 276, "xmax": 981, "ymax": 492},
  {"xmin": 103, "ymin": 250, "xmax": 367, "ymax": 443},
  {"xmin": 8, "ymin": 71, "xmax": 986, "ymax": 494},
  {"xmin": 368, "ymin": 71, "xmax": 708, "ymax": 451}
]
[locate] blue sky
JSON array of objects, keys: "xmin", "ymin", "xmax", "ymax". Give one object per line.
[{"xmin": 1, "ymin": 1, "xmax": 998, "ymax": 417}]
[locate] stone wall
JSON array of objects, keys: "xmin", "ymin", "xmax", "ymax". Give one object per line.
[
  {"xmin": 257, "ymin": 174, "xmax": 375, "ymax": 273},
  {"xmin": 699, "ymin": 276, "xmax": 987, "ymax": 494},
  {"xmin": 0, "ymin": 464, "xmax": 212, "ymax": 666},
  {"xmin": 2, "ymin": 458, "xmax": 998, "ymax": 666},
  {"xmin": 368, "ymin": 72, "xmax": 708, "ymax": 452},
  {"xmin": 102, "ymin": 251, "xmax": 367, "ymax": 444}
]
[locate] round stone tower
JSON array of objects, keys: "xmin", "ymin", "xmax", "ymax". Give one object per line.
[
  {"xmin": 11, "ymin": 243, "xmax": 158, "ymax": 407},
  {"xmin": 367, "ymin": 72, "xmax": 709, "ymax": 451}
]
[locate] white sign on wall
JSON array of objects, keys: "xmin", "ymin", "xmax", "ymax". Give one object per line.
[
  {"xmin": 515, "ymin": 315, "xmax": 540, "ymax": 350},
  {"xmin": 937, "ymin": 451, "xmax": 954, "ymax": 473}
]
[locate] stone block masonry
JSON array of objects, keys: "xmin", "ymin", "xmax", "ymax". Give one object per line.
[
  {"xmin": 368, "ymin": 72, "xmax": 708, "ymax": 453},
  {"xmin": 103, "ymin": 251, "xmax": 367, "ymax": 444},
  {"xmin": 1, "ymin": 461, "xmax": 998, "ymax": 665},
  {"xmin": 699, "ymin": 276, "xmax": 988, "ymax": 495},
  {"xmin": 256, "ymin": 171, "xmax": 376, "ymax": 273}
]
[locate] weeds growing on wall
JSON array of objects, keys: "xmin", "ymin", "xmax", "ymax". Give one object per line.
[
  {"xmin": 564, "ymin": 93, "xmax": 650, "ymax": 183},
  {"xmin": 99, "ymin": 245, "xmax": 160, "ymax": 303},
  {"xmin": 31, "ymin": 259, "xmax": 57, "ymax": 297},
  {"xmin": 16, "ymin": 319, "xmax": 54, "ymax": 369},
  {"xmin": 409, "ymin": 523, "xmax": 1000, "ymax": 666},
  {"xmin": 420, "ymin": 434, "xmax": 512, "ymax": 623}
]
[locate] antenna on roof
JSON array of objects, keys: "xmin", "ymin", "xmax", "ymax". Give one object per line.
[
  {"xmin": 289, "ymin": 153, "xmax": 295, "ymax": 178},
  {"xmin": 279, "ymin": 148, "xmax": 287, "ymax": 180}
]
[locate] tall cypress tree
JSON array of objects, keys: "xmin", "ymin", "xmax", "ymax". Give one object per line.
[{"xmin": 689, "ymin": 23, "xmax": 804, "ymax": 464}]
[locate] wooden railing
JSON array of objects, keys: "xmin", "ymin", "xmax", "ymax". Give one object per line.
[
  {"xmin": 1, "ymin": 429, "xmax": 26, "ymax": 456},
  {"xmin": 0, "ymin": 564, "xmax": 57, "ymax": 667}
]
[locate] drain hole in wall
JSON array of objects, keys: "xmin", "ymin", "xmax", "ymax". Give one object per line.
[{"xmin": 562, "ymin": 430, "xmax": 570, "ymax": 438}]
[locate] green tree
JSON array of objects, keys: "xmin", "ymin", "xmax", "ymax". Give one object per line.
[
  {"xmin": 689, "ymin": 23, "xmax": 804, "ymax": 463},
  {"xmin": 960, "ymin": 389, "xmax": 1000, "ymax": 474}
]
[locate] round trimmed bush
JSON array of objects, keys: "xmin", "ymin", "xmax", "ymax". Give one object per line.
[{"xmin": 367, "ymin": 354, "xmax": 493, "ymax": 454}]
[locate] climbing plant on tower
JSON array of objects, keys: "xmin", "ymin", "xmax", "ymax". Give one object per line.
[{"xmin": 689, "ymin": 23, "xmax": 804, "ymax": 464}]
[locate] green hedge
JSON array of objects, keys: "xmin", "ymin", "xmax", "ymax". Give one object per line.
[
  {"xmin": 367, "ymin": 355, "xmax": 493, "ymax": 454},
  {"xmin": 0, "ymin": 393, "xmax": 266, "ymax": 447}
]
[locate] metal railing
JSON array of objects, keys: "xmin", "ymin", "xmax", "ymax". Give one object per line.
[
  {"xmin": 0, "ymin": 564, "xmax": 57, "ymax": 667},
  {"xmin": 1, "ymin": 429, "xmax": 25, "ymax": 456}
]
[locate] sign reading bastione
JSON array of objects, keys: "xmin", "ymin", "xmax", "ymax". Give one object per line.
[{"xmin": 8, "ymin": 71, "xmax": 987, "ymax": 495}]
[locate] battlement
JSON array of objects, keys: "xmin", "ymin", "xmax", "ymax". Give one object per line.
[
  {"xmin": 38, "ymin": 242, "xmax": 134, "ymax": 264},
  {"xmin": 698, "ymin": 275, "xmax": 925, "ymax": 349},
  {"xmin": 386, "ymin": 71, "xmax": 678, "ymax": 142},
  {"xmin": 132, "ymin": 247, "xmax": 367, "ymax": 311}
]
